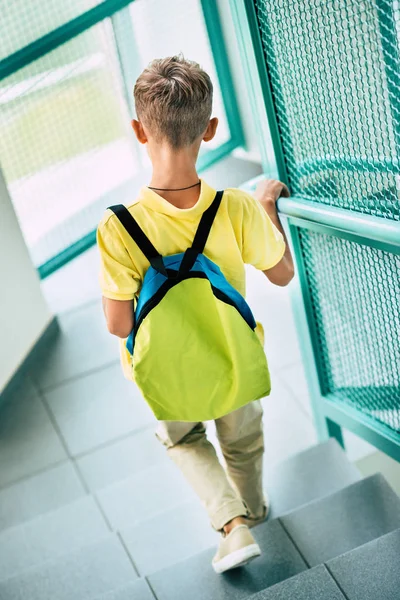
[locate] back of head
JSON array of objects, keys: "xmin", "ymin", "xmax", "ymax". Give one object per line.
[{"xmin": 134, "ymin": 55, "xmax": 213, "ymax": 149}]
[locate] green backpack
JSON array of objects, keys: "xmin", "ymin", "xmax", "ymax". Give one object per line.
[{"xmin": 109, "ymin": 190, "xmax": 271, "ymax": 421}]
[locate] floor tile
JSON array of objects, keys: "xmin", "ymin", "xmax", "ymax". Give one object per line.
[
  {"xmin": 0, "ymin": 378, "xmax": 67, "ymax": 488},
  {"xmin": 148, "ymin": 519, "xmax": 306, "ymax": 600},
  {"xmin": 265, "ymin": 439, "xmax": 361, "ymax": 519},
  {"xmin": 0, "ymin": 535, "xmax": 137, "ymax": 600},
  {"xmin": 121, "ymin": 501, "xmax": 219, "ymax": 575},
  {"xmin": 261, "ymin": 376, "xmax": 317, "ymax": 468},
  {"xmin": 30, "ymin": 301, "xmax": 120, "ymax": 391},
  {"xmin": 206, "ymin": 155, "xmax": 263, "ymax": 190},
  {"xmin": 0, "ymin": 462, "xmax": 85, "ymax": 532},
  {"xmin": 263, "ymin": 319, "xmax": 302, "ymax": 372},
  {"xmin": 76, "ymin": 429, "xmax": 167, "ymax": 491},
  {"xmin": 44, "ymin": 363, "xmax": 155, "ymax": 456},
  {"xmin": 250, "ymin": 565, "xmax": 345, "ymax": 599},
  {"xmin": 41, "ymin": 246, "xmax": 101, "ymax": 315},
  {"xmin": 327, "ymin": 528, "xmax": 400, "ymax": 600},
  {"xmin": 281, "ymin": 474, "xmax": 400, "ymax": 566},
  {"xmin": 278, "ymin": 362, "xmax": 312, "ymax": 417},
  {"xmin": 97, "ymin": 462, "xmax": 196, "ymax": 531},
  {"xmin": 246, "ymin": 269, "xmax": 302, "ymax": 371},
  {"xmin": 0, "ymin": 496, "xmax": 108, "ymax": 580},
  {"xmin": 94, "ymin": 579, "xmax": 155, "ymax": 599}
]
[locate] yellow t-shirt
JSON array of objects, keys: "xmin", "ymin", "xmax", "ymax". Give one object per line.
[{"xmin": 97, "ymin": 179, "xmax": 285, "ymax": 375}]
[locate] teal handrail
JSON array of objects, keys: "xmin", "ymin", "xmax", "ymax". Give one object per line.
[
  {"xmin": 278, "ymin": 196, "xmax": 400, "ymax": 248},
  {"xmin": 241, "ymin": 174, "xmax": 400, "ymax": 248}
]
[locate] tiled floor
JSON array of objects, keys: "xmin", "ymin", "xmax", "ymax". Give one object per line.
[{"xmin": 0, "ymin": 247, "xmax": 393, "ymax": 596}]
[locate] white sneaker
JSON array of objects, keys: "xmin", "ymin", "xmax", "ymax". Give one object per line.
[{"xmin": 212, "ymin": 524, "xmax": 261, "ymax": 574}]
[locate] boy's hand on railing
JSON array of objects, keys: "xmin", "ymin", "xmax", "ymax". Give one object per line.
[
  {"xmin": 253, "ymin": 179, "xmax": 294, "ymax": 287},
  {"xmin": 253, "ymin": 179, "xmax": 290, "ymax": 211}
]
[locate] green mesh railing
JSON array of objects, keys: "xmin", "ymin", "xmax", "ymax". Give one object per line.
[
  {"xmin": 253, "ymin": 0, "xmax": 400, "ymax": 440},
  {"xmin": 255, "ymin": 0, "xmax": 400, "ymax": 221},
  {"xmin": 299, "ymin": 230, "xmax": 400, "ymax": 432}
]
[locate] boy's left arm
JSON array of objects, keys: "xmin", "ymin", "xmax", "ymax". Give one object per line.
[{"xmin": 253, "ymin": 179, "xmax": 295, "ymax": 287}]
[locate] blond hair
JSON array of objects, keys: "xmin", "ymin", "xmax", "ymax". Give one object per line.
[{"xmin": 134, "ymin": 55, "xmax": 213, "ymax": 148}]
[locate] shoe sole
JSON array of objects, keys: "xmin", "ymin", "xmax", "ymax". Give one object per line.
[{"xmin": 212, "ymin": 543, "xmax": 261, "ymax": 574}]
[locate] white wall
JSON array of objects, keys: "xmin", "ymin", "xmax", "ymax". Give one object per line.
[{"xmin": 0, "ymin": 166, "xmax": 53, "ymax": 392}]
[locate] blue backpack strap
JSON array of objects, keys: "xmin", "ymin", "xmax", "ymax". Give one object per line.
[
  {"xmin": 178, "ymin": 190, "xmax": 224, "ymax": 276},
  {"xmin": 108, "ymin": 204, "xmax": 168, "ymax": 276}
]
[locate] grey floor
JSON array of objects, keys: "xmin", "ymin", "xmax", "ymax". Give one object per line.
[{"xmin": 0, "ymin": 244, "xmax": 391, "ymax": 594}]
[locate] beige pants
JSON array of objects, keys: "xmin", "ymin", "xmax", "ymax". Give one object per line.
[{"xmin": 156, "ymin": 401, "xmax": 265, "ymax": 531}]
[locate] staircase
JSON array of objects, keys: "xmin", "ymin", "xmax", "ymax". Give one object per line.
[{"xmin": 0, "ymin": 438, "xmax": 399, "ymax": 599}]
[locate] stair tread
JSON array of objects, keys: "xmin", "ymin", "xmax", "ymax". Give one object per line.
[
  {"xmin": 148, "ymin": 519, "xmax": 307, "ymax": 600},
  {"xmin": 266, "ymin": 438, "xmax": 361, "ymax": 518},
  {"xmin": 147, "ymin": 472, "xmax": 400, "ymax": 600},
  {"xmin": 248, "ymin": 565, "xmax": 345, "ymax": 599},
  {"xmin": 0, "ymin": 535, "xmax": 137, "ymax": 600},
  {"xmin": 327, "ymin": 527, "xmax": 400, "ymax": 600},
  {"xmin": 93, "ymin": 579, "xmax": 156, "ymax": 600},
  {"xmin": 120, "ymin": 501, "xmax": 219, "ymax": 576},
  {"xmin": 0, "ymin": 439, "xmax": 369, "ymax": 593},
  {"xmin": 281, "ymin": 473, "xmax": 400, "ymax": 566},
  {"xmin": 118, "ymin": 439, "xmax": 360, "ymax": 576},
  {"xmin": 0, "ymin": 495, "xmax": 109, "ymax": 581},
  {"xmin": 0, "ymin": 439, "xmax": 356, "ymax": 583},
  {"xmin": 0, "ymin": 461, "xmax": 85, "ymax": 533}
]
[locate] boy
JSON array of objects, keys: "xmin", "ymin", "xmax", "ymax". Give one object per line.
[{"xmin": 97, "ymin": 56, "xmax": 294, "ymax": 573}]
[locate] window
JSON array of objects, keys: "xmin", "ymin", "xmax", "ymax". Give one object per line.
[{"xmin": 0, "ymin": 0, "xmax": 244, "ymax": 276}]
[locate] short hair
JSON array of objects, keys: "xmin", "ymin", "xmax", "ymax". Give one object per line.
[{"xmin": 134, "ymin": 55, "xmax": 213, "ymax": 148}]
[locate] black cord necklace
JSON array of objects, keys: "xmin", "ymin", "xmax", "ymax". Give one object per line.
[{"xmin": 148, "ymin": 180, "xmax": 201, "ymax": 192}]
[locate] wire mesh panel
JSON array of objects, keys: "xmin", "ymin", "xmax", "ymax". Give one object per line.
[
  {"xmin": 299, "ymin": 229, "xmax": 400, "ymax": 432},
  {"xmin": 254, "ymin": 0, "xmax": 400, "ymax": 220}
]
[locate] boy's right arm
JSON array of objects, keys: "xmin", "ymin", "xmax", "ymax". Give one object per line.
[
  {"xmin": 102, "ymin": 297, "xmax": 134, "ymax": 338},
  {"xmin": 97, "ymin": 214, "xmax": 140, "ymax": 338}
]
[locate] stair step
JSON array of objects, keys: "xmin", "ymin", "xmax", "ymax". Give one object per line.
[
  {"xmin": 0, "ymin": 496, "xmax": 109, "ymax": 581},
  {"xmin": 0, "ymin": 535, "xmax": 138, "ymax": 600},
  {"xmin": 148, "ymin": 519, "xmax": 307, "ymax": 600},
  {"xmin": 0, "ymin": 439, "xmax": 370, "ymax": 595},
  {"xmin": 0, "ymin": 461, "xmax": 85, "ymax": 533},
  {"xmin": 281, "ymin": 473, "xmax": 400, "ymax": 566},
  {"xmin": 327, "ymin": 528, "xmax": 400, "ymax": 600},
  {"xmin": 117, "ymin": 439, "xmax": 360, "ymax": 577},
  {"xmin": 0, "ymin": 439, "xmax": 355, "ymax": 584},
  {"xmin": 266, "ymin": 438, "xmax": 361, "ymax": 518},
  {"xmin": 248, "ymin": 565, "xmax": 345, "ymax": 599},
  {"xmin": 119, "ymin": 501, "xmax": 219, "ymax": 575},
  {"xmin": 96, "ymin": 461, "xmax": 196, "ymax": 531},
  {"xmin": 93, "ymin": 579, "xmax": 156, "ymax": 599},
  {"xmin": 147, "ymin": 473, "xmax": 400, "ymax": 600}
]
